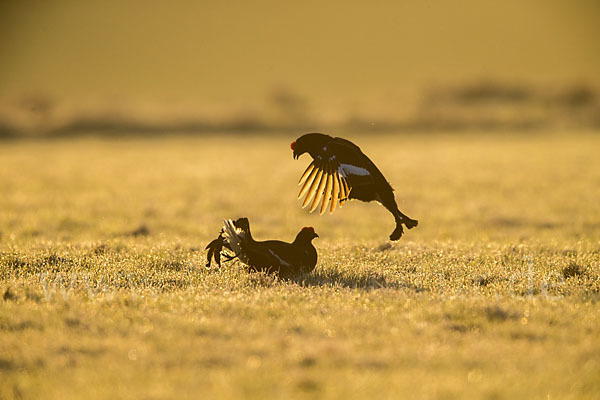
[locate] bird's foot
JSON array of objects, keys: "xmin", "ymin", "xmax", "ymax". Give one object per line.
[
  {"xmin": 404, "ymin": 217, "xmax": 418, "ymax": 229},
  {"xmin": 389, "ymin": 224, "xmax": 404, "ymax": 241}
]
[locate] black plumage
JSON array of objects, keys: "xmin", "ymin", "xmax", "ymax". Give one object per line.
[
  {"xmin": 291, "ymin": 132, "xmax": 418, "ymax": 240},
  {"xmin": 206, "ymin": 217, "xmax": 319, "ymax": 278}
]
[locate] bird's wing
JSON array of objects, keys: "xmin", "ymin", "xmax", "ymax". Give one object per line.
[
  {"xmin": 297, "ymin": 140, "xmax": 376, "ymax": 214},
  {"xmin": 242, "ymin": 241, "xmax": 294, "ymax": 270}
]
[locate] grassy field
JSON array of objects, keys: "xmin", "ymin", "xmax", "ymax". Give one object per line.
[{"xmin": 1, "ymin": 132, "xmax": 599, "ymax": 399}]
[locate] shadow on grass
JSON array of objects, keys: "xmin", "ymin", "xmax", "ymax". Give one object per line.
[{"xmin": 289, "ymin": 269, "xmax": 428, "ymax": 292}]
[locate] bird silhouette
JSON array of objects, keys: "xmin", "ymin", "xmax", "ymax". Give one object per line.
[
  {"xmin": 291, "ymin": 132, "xmax": 418, "ymax": 240},
  {"xmin": 206, "ymin": 217, "xmax": 319, "ymax": 278}
]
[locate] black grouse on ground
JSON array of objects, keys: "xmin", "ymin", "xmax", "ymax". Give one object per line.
[
  {"xmin": 206, "ymin": 217, "xmax": 319, "ymax": 278},
  {"xmin": 291, "ymin": 132, "xmax": 418, "ymax": 240}
]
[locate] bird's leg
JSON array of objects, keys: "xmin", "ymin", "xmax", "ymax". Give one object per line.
[
  {"xmin": 396, "ymin": 210, "xmax": 418, "ymax": 229},
  {"xmin": 376, "ymin": 193, "xmax": 418, "ymax": 241},
  {"xmin": 376, "ymin": 194, "xmax": 404, "ymax": 241}
]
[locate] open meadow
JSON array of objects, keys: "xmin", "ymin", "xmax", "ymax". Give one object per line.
[{"xmin": 1, "ymin": 132, "xmax": 599, "ymax": 399}]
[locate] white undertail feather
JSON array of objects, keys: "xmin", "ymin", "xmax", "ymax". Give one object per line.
[{"xmin": 222, "ymin": 219, "xmax": 244, "ymax": 256}]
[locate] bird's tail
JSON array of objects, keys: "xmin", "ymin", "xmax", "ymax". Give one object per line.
[
  {"xmin": 222, "ymin": 219, "xmax": 245, "ymax": 256},
  {"xmin": 205, "ymin": 234, "xmax": 224, "ymax": 267}
]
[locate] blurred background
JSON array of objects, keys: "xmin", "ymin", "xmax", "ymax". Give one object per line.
[{"xmin": 1, "ymin": 0, "xmax": 599, "ymax": 137}]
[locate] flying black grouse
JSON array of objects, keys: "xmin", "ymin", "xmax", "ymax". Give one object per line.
[
  {"xmin": 291, "ymin": 133, "xmax": 418, "ymax": 240},
  {"xmin": 205, "ymin": 217, "xmax": 319, "ymax": 278}
]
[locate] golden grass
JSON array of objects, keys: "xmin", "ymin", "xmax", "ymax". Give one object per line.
[{"xmin": 1, "ymin": 132, "xmax": 599, "ymax": 399}]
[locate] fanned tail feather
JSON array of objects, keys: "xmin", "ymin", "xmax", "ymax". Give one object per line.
[{"xmin": 222, "ymin": 219, "xmax": 243, "ymax": 256}]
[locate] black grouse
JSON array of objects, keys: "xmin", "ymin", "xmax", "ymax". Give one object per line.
[
  {"xmin": 206, "ymin": 217, "xmax": 319, "ymax": 278},
  {"xmin": 291, "ymin": 132, "xmax": 418, "ymax": 240}
]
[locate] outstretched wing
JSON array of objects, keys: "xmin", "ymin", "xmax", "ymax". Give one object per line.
[{"xmin": 297, "ymin": 139, "xmax": 375, "ymax": 214}]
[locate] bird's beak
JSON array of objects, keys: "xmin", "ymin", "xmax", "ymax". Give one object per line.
[{"xmin": 315, "ymin": 233, "xmax": 319, "ymax": 238}]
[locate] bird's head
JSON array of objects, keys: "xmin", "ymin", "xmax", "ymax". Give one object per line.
[
  {"xmin": 291, "ymin": 132, "xmax": 330, "ymax": 160},
  {"xmin": 290, "ymin": 140, "xmax": 302, "ymax": 160},
  {"xmin": 298, "ymin": 226, "xmax": 319, "ymax": 240}
]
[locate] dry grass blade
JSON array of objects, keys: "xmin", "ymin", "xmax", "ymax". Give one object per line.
[{"xmin": 1, "ymin": 134, "xmax": 600, "ymax": 400}]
